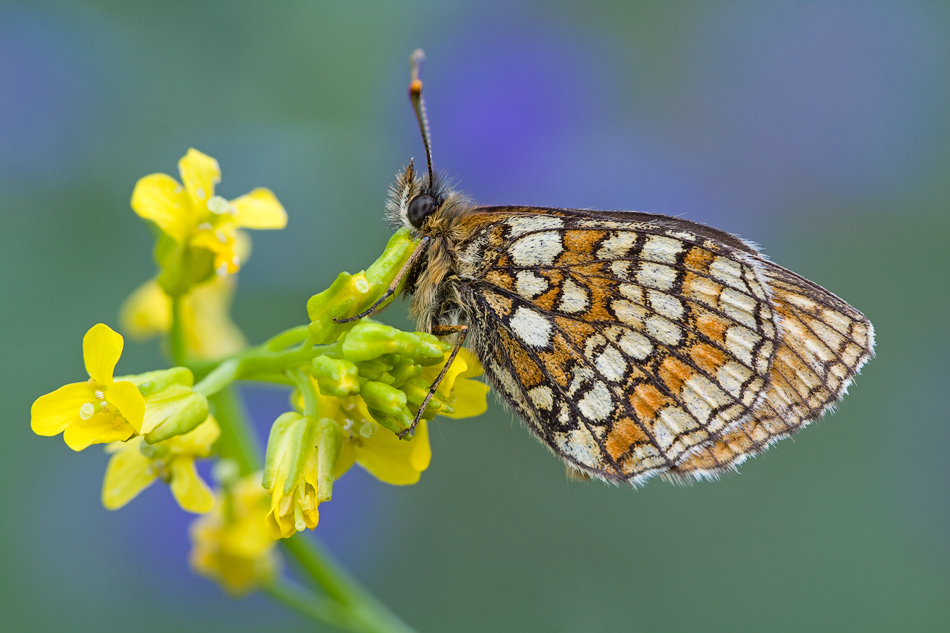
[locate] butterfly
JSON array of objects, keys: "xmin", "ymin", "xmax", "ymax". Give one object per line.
[{"xmin": 340, "ymin": 50, "xmax": 875, "ymax": 486}]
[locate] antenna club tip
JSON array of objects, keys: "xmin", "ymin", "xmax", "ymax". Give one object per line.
[{"xmin": 409, "ymin": 78, "xmax": 423, "ymax": 95}]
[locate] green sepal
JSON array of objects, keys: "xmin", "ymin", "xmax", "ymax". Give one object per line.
[
  {"xmin": 316, "ymin": 418, "xmax": 342, "ymax": 502},
  {"xmin": 262, "ymin": 412, "xmax": 319, "ymax": 495},
  {"xmin": 311, "ymin": 356, "xmax": 361, "ymax": 397},
  {"xmin": 121, "ymin": 367, "xmax": 209, "ymax": 443},
  {"xmin": 142, "ymin": 388, "xmax": 210, "ymax": 444},
  {"xmin": 154, "ymin": 234, "xmax": 214, "ymax": 297},
  {"xmin": 123, "ymin": 366, "xmax": 194, "ymax": 398},
  {"xmin": 387, "ymin": 356, "xmax": 423, "ymax": 386}
]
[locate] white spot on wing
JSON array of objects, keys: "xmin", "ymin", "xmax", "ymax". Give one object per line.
[
  {"xmin": 595, "ymin": 346, "xmax": 627, "ymax": 382},
  {"xmin": 509, "ymin": 232, "xmax": 564, "ymax": 267},
  {"xmin": 528, "ymin": 385, "xmax": 554, "ymax": 411},
  {"xmin": 558, "ymin": 279, "xmax": 588, "ymax": 313},
  {"xmin": 597, "ymin": 232, "xmax": 637, "ymax": 259},
  {"xmin": 515, "ymin": 271, "xmax": 548, "ymax": 300},
  {"xmin": 636, "ymin": 262, "xmax": 676, "ymax": 290},
  {"xmin": 509, "ymin": 306, "xmax": 552, "ymax": 347},
  {"xmin": 646, "ymin": 315, "xmax": 682, "ymax": 346},
  {"xmin": 506, "ymin": 216, "xmax": 564, "ymax": 237},
  {"xmin": 648, "ymin": 290, "xmax": 684, "ymax": 321},
  {"xmin": 641, "ymin": 235, "xmax": 682, "ymax": 264},
  {"xmin": 616, "ymin": 330, "xmax": 653, "ymax": 360},
  {"xmin": 578, "ymin": 381, "xmax": 613, "ymax": 422}
]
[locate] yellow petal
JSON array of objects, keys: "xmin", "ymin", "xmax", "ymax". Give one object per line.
[
  {"xmin": 31, "ymin": 382, "xmax": 91, "ymax": 436},
  {"xmin": 354, "ymin": 422, "xmax": 430, "ymax": 485},
  {"xmin": 64, "ymin": 412, "xmax": 135, "ymax": 451},
  {"xmin": 440, "ymin": 379, "xmax": 489, "ymax": 419},
  {"xmin": 409, "ymin": 420, "xmax": 432, "ymax": 472},
  {"xmin": 101, "ymin": 439, "xmax": 156, "ymax": 509},
  {"xmin": 83, "ymin": 323, "xmax": 123, "ymax": 384},
  {"xmin": 131, "ymin": 173, "xmax": 193, "ymax": 242},
  {"xmin": 108, "ymin": 380, "xmax": 146, "ymax": 433},
  {"xmin": 169, "ymin": 458, "xmax": 215, "ymax": 513},
  {"xmin": 191, "ymin": 226, "xmax": 240, "ymax": 275},
  {"xmin": 456, "ymin": 348, "xmax": 484, "ymax": 378},
  {"xmin": 178, "ymin": 148, "xmax": 220, "ymax": 211},
  {"xmin": 333, "ymin": 442, "xmax": 358, "ymax": 479},
  {"xmin": 119, "ymin": 280, "xmax": 171, "ymax": 339},
  {"xmin": 171, "ymin": 416, "xmax": 220, "ymax": 456},
  {"xmin": 184, "ymin": 277, "xmax": 247, "ymax": 358},
  {"xmin": 231, "ymin": 188, "xmax": 287, "ymax": 230}
]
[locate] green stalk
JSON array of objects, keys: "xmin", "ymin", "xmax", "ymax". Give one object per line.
[
  {"xmin": 169, "ymin": 295, "xmax": 188, "ymax": 366},
  {"xmin": 210, "ymin": 383, "xmax": 419, "ymax": 633},
  {"xmin": 282, "ymin": 536, "xmax": 419, "ymax": 633}
]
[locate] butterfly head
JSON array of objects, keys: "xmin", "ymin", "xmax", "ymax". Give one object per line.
[{"xmin": 387, "ymin": 160, "xmax": 464, "ymax": 232}]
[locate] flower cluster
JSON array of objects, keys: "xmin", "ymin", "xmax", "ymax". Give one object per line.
[{"xmin": 29, "ymin": 149, "xmax": 489, "ymax": 602}]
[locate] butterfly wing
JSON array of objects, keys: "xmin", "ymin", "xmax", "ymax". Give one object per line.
[
  {"xmin": 449, "ymin": 206, "xmax": 784, "ymax": 485},
  {"xmin": 668, "ymin": 261, "xmax": 875, "ymax": 480}
]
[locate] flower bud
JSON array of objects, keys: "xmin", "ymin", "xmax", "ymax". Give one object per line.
[
  {"xmin": 359, "ymin": 380, "xmax": 413, "ymax": 435},
  {"xmin": 262, "ymin": 412, "xmax": 319, "ymax": 496},
  {"xmin": 306, "ymin": 229, "xmax": 417, "ymax": 344},
  {"xmin": 154, "ymin": 233, "xmax": 215, "ymax": 297},
  {"xmin": 311, "ymin": 356, "xmax": 361, "ymax": 397},
  {"xmin": 125, "ymin": 367, "xmax": 210, "ymax": 443},
  {"xmin": 342, "ymin": 322, "xmax": 449, "ymax": 364},
  {"xmin": 400, "ymin": 376, "xmax": 452, "ymax": 417}
]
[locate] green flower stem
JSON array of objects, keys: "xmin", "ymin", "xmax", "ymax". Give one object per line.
[
  {"xmin": 169, "ymin": 295, "xmax": 187, "ymax": 366},
  {"xmin": 290, "ymin": 369, "xmax": 319, "ymax": 418},
  {"xmin": 210, "ymin": 379, "xmax": 419, "ymax": 633},
  {"xmin": 208, "ymin": 387, "xmax": 261, "ymax": 473},
  {"xmin": 282, "ymin": 535, "xmax": 418, "ymax": 633},
  {"xmin": 264, "ymin": 580, "xmax": 356, "ymax": 631},
  {"xmin": 193, "ymin": 343, "xmax": 321, "ymax": 397},
  {"xmin": 265, "ymin": 326, "xmax": 312, "ymax": 351}
]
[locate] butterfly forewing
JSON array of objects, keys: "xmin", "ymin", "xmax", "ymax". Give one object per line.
[{"xmin": 450, "ymin": 207, "xmax": 788, "ymax": 484}]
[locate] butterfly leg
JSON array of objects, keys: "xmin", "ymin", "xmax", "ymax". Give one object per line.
[
  {"xmin": 334, "ymin": 236, "xmax": 431, "ymax": 324},
  {"xmin": 398, "ymin": 323, "xmax": 469, "ymax": 439}
]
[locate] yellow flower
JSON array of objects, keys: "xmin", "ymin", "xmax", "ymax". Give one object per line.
[
  {"xmin": 190, "ymin": 473, "xmax": 280, "ymax": 595},
  {"xmin": 131, "ymin": 148, "xmax": 285, "ymax": 287},
  {"xmin": 422, "ymin": 347, "xmax": 489, "ymax": 420},
  {"xmin": 319, "ymin": 391, "xmax": 432, "ymax": 486},
  {"xmin": 120, "ymin": 274, "xmax": 247, "ymax": 359},
  {"xmin": 31, "ymin": 324, "xmax": 145, "ymax": 451},
  {"xmin": 101, "ymin": 416, "xmax": 220, "ymax": 513}
]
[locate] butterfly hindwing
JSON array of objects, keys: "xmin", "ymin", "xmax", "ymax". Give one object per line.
[{"xmin": 668, "ymin": 261, "xmax": 875, "ymax": 480}]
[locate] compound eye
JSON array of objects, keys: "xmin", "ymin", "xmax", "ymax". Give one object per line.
[{"xmin": 407, "ymin": 193, "xmax": 440, "ymax": 228}]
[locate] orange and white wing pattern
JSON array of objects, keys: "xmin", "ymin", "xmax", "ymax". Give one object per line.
[
  {"xmin": 668, "ymin": 262, "xmax": 875, "ymax": 480},
  {"xmin": 448, "ymin": 206, "xmax": 844, "ymax": 485}
]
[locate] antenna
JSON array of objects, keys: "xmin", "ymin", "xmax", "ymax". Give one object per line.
[{"xmin": 409, "ymin": 49, "xmax": 435, "ymax": 190}]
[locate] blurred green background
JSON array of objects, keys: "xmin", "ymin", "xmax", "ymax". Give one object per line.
[{"xmin": 3, "ymin": 1, "xmax": 948, "ymax": 632}]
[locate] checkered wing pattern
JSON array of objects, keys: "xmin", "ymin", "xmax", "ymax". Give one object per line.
[
  {"xmin": 452, "ymin": 207, "xmax": 788, "ymax": 485},
  {"xmin": 668, "ymin": 262, "xmax": 875, "ymax": 479}
]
